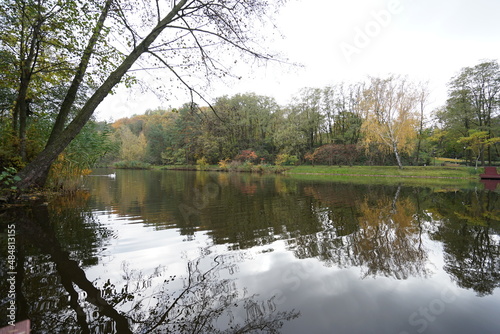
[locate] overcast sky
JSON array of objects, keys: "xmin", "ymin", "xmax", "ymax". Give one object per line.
[{"xmin": 95, "ymin": 0, "xmax": 500, "ymax": 121}]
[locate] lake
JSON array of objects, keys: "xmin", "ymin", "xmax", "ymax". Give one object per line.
[{"xmin": 1, "ymin": 169, "xmax": 500, "ymax": 333}]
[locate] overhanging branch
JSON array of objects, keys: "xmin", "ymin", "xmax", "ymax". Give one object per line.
[{"xmin": 147, "ymin": 50, "xmax": 222, "ymax": 120}]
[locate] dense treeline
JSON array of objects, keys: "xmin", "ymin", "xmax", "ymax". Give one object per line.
[
  {"xmin": 106, "ymin": 60, "xmax": 500, "ymax": 169},
  {"xmin": 1, "ymin": 59, "xmax": 500, "ymax": 190},
  {"xmin": 0, "ymin": 0, "xmax": 291, "ymax": 190},
  {"xmin": 435, "ymin": 60, "xmax": 500, "ymax": 167}
]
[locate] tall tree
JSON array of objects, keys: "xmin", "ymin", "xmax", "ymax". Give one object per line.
[
  {"xmin": 12, "ymin": 0, "xmax": 286, "ymax": 189},
  {"xmin": 0, "ymin": 0, "xmax": 106, "ymax": 161},
  {"xmin": 291, "ymin": 87, "xmax": 324, "ymax": 151},
  {"xmin": 360, "ymin": 76, "xmax": 419, "ymax": 169},
  {"xmin": 458, "ymin": 130, "xmax": 500, "ymax": 169},
  {"xmin": 322, "ymin": 83, "xmax": 364, "ymax": 144},
  {"xmin": 117, "ymin": 126, "xmax": 147, "ymax": 162},
  {"xmin": 446, "ymin": 60, "xmax": 500, "ymax": 165},
  {"xmin": 414, "ymin": 82, "xmax": 430, "ymax": 165},
  {"xmin": 272, "ymin": 106, "xmax": 308, "ymax": 157},
  {"xmin": 143, "ymin": 109, "xmax": 176, "ymax": 164},
  {"xmin": 211, "ymin": 93, "xmax": 278, "ymax": 156}
]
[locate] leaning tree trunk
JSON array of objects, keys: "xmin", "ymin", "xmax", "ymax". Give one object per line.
[
  {"xmin": 393, "ymin": 143, "xmax": 403, "ymax": 169},
  {"xmin": 16, "ymin": 0, "xmax": 188, "ymax": 189},
  {"xmin": 18, "ymin": 0, "xmax": 115, "ymax": 188}
]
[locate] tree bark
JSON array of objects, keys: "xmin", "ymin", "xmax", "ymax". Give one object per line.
[
  {"xmin": 14, "ymin": 7, "xmax": 43, "ymax": 161},
  {"xmin": 46, "ymin": 0, "xmax": 114, "ymax": 146},
  {"xmin": 16, "ymin": 0, "xmax": 188, "ymax": 189},
  {"xmin": 414, "ymin": 92, "xmax": 426, "ymax": 165},
  {"xmin": 15, "ymin": 91, "xmax": 28, "ymax": 162},
  {"xmin": 394, "ymin": 143, "xmax": 403, "ymax": 169}
]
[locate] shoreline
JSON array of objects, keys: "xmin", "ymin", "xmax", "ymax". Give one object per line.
[
  {"xmin": 283, "ymin": 172, "xmax": 475, "ymax": 179},
  {"xmin": 110, "ymin": 164, "xmax": 487, "ymax": 180}
]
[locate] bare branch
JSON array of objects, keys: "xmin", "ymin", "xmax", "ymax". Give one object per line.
[
  {"xmin": 147, "ymin": 50, "xmax": 222, "ymax": 121},
  {"xmin": 167, "ymin": 24, "xmax": 276, "ymax": 62}
]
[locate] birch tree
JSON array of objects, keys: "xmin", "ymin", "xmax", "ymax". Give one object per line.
[
  {"xmin": 360, "ymin": 76, "xmax": 419, "ymax": 169},
  {"xmin": 414, "ymin": 82, "xmax": 430, "ymax": 165}
]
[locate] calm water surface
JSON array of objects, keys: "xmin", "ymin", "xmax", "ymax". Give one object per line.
[{"xmin": 1, "ymin": 169, "xmax": 500, "ymax": 333}]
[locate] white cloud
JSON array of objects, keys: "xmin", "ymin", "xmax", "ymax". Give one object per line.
[{"xmin": 96, "ymin": 0, "xmax": 500, "ymax": 120}]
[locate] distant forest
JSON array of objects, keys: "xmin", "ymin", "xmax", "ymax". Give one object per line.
[
  {"xmin": 1, "ymin": 0, "xmax": 498, "ymax": 191},
  {"xmin": 100, "ymin": 60, "xmax": 500, "ymax": 168},
  {"xmin": 1, "ymin": 60, "xmax": 500, "ymax": 188}
]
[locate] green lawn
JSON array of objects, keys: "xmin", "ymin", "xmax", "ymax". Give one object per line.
[
  {"xmin": 285, "ymin": 165, "xmax": 487, "ymax": 190},
  {"xmin": 289, "ymin": 171, "xmax": 481, "ymax": 189},
  {"xmin": 153, "ymin": 164, "xmax": 489, "ymax": 189},
  {"xmin": 286, "ymin": 165, "xmax": 481, "ymax": 179},
  {"xmin": 158, "ymin": 164, "xmax": 484, "ymax": 179}
]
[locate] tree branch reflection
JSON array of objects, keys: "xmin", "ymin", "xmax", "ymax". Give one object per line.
[
  {"xmin": 9, "ymin": 201, "xmax": 299, "ymax": 333},
  {"xmin": 430, "ymin": 190, "xmax": 500, "ymax": 296},
  {"xmin": 296, "ymin": 185, "xmax": 430, "ymax": 279}
]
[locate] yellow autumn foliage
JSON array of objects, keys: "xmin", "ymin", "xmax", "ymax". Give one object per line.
[
  {"xmin": 360, "ymin": 75, "xmax": 421, "ymax": 167},
  {"xmin": 47, "ymin": 153, "xmax": 92, "ymax": 192}
]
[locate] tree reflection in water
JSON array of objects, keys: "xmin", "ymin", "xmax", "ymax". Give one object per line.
[
  {"xmin": 2, "ymin": 175, "xmax": 500, "ymax": 332},
  {"xmin": 429, "ymin": 189, "xmax": 500, "ymax": 296},
  {"xmin": 1, "ymin": 197, "xmax": 299, "ymax": 333},
  {"xmin": 296, "ymin": 185, "xmax": 430, "ymax": 280}
]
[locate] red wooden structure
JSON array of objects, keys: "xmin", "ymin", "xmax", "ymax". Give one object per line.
[
  {"xmin": 480, "ymin": 167, "xmax": 500, "ymax": 180},
  {"xmin": 0, "ymin": 320, "xmax": 30, "ymax": 334}
]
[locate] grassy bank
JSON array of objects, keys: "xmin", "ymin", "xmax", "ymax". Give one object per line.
[
  {"xmin": 285, "ymin": 165, "xmax": 487, "ymax": 190},
  {"xmin": 159, "ymin": 164, "xmax": 290, "ymax": 173},
  {"xmin": 157, "ymin": 164, "xmax": 199, "ymax": 171},
  {"xmin": 286, "ymin": 165, "xmax": 481, "ymax": 179},
  {"xmin": 156, "ymin": 164, "xmax": 483, "ymax": 179},
  {"xmin": 287, "ymin": 172, "xmax": 480, "ymax": 190},
  {"xmin": 124, "ymin": 164, "xmax": 489, "ymax": 190}
]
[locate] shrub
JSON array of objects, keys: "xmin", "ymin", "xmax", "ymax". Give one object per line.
[
  {"xmin": 228, "ymin": 160, "xmax": 242, "ymax": 171},
  {"xmin": 46, "ymin": 154, "xmax": 93, "ymax": 192},
  {"xmin": 235, "ymin": 150, "xmax": 258, "ymax": 163},
  {"xmin": 196, "ymin": 157, "xmax": 209, "ymax": 170},
  {"xmin": 304, "ymin": 152, "xmax": 315, "ymax": 165},
  {"xmin": 218, "ymin": 158, "xmax": 231, "ymax": 170},
  {"xmin": 251, "ymin": 164, "xmax": 265, "ymax": 173},
  {"xmin": 310, "ymin": 144, "xmax": 360, "ymax": 166},
  {"xmin": 275, "ymin": 154, "xmax": 299, "ymax": 166},
  {"xmin": 0, "ymin": 167, "xmax": 21, "ymax": 193}
]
